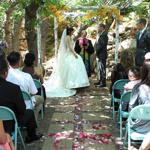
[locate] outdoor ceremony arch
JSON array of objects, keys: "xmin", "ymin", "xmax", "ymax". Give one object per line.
[
  {"xmin": 54, "ymin": 6, "xmax": 120, "ymax": 64},
  {"xmin": 36, "ymin": 4, "xmax": 121, "ymax": 65}
]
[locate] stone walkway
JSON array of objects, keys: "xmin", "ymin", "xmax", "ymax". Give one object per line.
[{"xmin": 27, "ymin": 77, "xmax": 120, "ymax": 150}]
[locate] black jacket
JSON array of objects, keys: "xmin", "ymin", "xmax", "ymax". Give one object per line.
[
  {"xmin": 94, "ymin": 31, "xmax": 108, "ymax": 59},
  {"xmin": 135, "ymin": 29, "xmax": 150, "ymax": 66},
  {"xmin": 0, "ymin": 77, "xmax": 26, "ymax": 122}
]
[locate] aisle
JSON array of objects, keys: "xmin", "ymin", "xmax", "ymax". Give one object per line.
[{"xmin": 40, "ymin": 78, "xmax": 117, "ymax": 150}]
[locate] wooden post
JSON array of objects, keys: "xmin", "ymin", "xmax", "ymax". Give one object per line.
[
  {"xmin": 37, "ymin": 8, "xmax": 42, "ymax": 65},
  {"xmin": 54, "ymin": 17, "xmax": 58, "ymax": 56},
  {"xmin": 115, "ymin": 18, "xmax": 119, "ymax": 64}
]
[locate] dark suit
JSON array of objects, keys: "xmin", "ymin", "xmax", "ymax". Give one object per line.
[
  {"xmin": 0, "ymin": 77, "xmax": 37, "ymax": 137},
  {"xmin": 94, "ymin": 31, "xmax": 108, "ymax": 84},
  {"xmin": 135, "ymin": 29, "xmax": 150, "ymax": 66}
]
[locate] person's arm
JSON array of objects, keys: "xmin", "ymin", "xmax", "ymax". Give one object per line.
[
  {"xmin": 66, "ymin": 36, "xmax": 78, "ymax": 58},
  {"xmin": 128, "ymin": 84, "xmax": 140, "ymax": 112},
  {"xmin": 0, "ymin": 121, "xmax": 7, "ymax": 144},
  {"xmin": 97, "ymin": 33, "xmax": 108, "ymax": 51},
  {"xmin": 139, "ymin": 131, "xmax": 150, "ymax": 150},
  {"xmin": 0, "ymin": 121, "xmax": 15, "ymax": 150}
]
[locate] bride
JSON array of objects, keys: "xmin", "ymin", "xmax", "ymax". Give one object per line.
[{"xmin": 44, "ymin": 26, "xmax": 90, "ymax": 97}]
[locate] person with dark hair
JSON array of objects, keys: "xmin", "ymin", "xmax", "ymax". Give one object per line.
[
  {"xmin": 129, "ymin": 60, "xmax": 150, "ymax": 134},
  {"xmin": 94, "ymin": 24, "xmax": 108, "ymax": 87},
  {"xmin": 66, "ymin": 26, "xmax": 74, "ymax": 35},
  {"xmin": 44, "ymin": 26, "xmax": 90, "ymax": 97},
  {"xmin": 22, "ymin": 52, "xmax": 46, "ymax": 110},
  {"xmin": 124, "ymin": 66, "xmax": 141, "ymax": 92},
  {"xmin": 109, "ymin": 63, "xmax": 128, "ymax": 95},
  {"xmin": 74, "ymin": 30, "xmax": 94, "ymax": 77},
  {"xmin": 109, "ymin": 63, "xmax": 128, "ymax": 110},
  {"xmin": 135, "ymin": 18, "xmax": 150, "ymax": 66},
  {"xmin": 23, "ymin": 52, "xmax": 40, "ymax": 81},
  {"xmin": 0, "ymin": 58, "xmax": 42, "ymax": 143},
  {"xmin": 6, "ymin": 51, "xmax": 44, "ymax": 111}
]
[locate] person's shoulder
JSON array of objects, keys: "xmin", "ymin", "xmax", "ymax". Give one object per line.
[
  {"xmin": 103, "ymin": 31, "xmax": 108, "ymax": 35},
  {"xmin": 6, "ymin": 80, "xmax": 20, "ymax": 90},
  {"xmin": 20, "ymin": 70, "xmax": 32, "ymax": 78},
  {"xmin": 145, "ymin": 29, "xmax": 150, "ymax": 37},
  {"xmin": 139, "ymin": 84, "xmax": 150, "ymax": 91}
]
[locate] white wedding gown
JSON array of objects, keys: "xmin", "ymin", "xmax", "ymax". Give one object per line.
[{"xmin": 44, "ymin": 29, "xmax": 90, "ymax": 97}]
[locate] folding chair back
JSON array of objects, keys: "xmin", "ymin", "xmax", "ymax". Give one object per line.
[
  {"xmin": 22, "ymin": 90, "xmax": 34, "ymax": 108},
  {"xmin": 0, "ymin": 106, "xmax": 26, "ymax": 150},
  {"xmin": 127, "ymin": 105, "xmax": 150, "ymax": 149},
  {"xmin": 119, "ymin": 91, "xmax": 131, "ymax": 139},
  {"xmin": 112, "ymin": 79, "xmax": 129, "ymax": 96},
  {"xmin": 33, "ymin": 79, "xmax": 44, "ymax": 119},
  {"xmin": 21, "ymin": 91, "xmax": 38, "ymax": 125},
  {"xmin": 112, "ymin": 79, "xmax": 129, "ymax": 119},
  {"xmin": 33, "ymin": 79, "xmax": 44, "ymax": 97}
]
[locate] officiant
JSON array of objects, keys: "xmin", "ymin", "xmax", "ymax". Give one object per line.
[{"xmin": 74, "ymin": 30, "xmax": 94, "ymax": 77}]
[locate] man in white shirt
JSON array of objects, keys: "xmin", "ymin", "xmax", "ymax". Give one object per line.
[{"xmin": 6, "ymin": 51, "xmax": 44, "ymax": 110}]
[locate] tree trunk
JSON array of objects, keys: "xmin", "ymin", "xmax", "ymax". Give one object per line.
[
  {"xmin": 41, "ymin": 19, "xmax": 50, "ymax": 62},
  {"xmin": 4, "ymin": 2, "xmax": 17, "ymax": 53},
  {"xmin": 25, "ymin": 2, "xmax": 39, "ymax": 65},
  {"xmin": 12, "ymin": 17, "xmax": 23, "ymax": 51}
]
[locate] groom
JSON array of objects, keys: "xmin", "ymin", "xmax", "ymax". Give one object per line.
[{"xmin": 94, "ymin": 24, "xmax": 108, "ymax": 87}]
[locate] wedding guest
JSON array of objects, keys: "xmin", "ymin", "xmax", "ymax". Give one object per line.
[
  {"xmin": 135, "ymin": 18, "xmax": 150, "ymax": 67},
  {"xmin": 75, "ymin": 30, "xmax": 94, "ymax": 77},
  {"xmin": 109, "ymin": 63, "xmax": 128, "ymax": 96},
  {"xmin": 6, "ymin": 51, "xmax": 44, "ymax": 110},
  {"xmin": 129, "ymin": 131, "xmax": 150, "ymax": 150},
  {"xmin": 0, "ymin": 58, "xmax": 42, "ymax": 143},
  {"xmin": 0, "ymin": 121, "xmax": 14, "ymax": 150},
  {"xmin": 22, "ymin": 52, "xmax": 46, "ymax": 110},
  {"xmin": 124, "ymin": 66, "xmax": 141, "ymax": 92},
  {"xmin": 110, "ymin": 63, "xmax": 128, "ymax": 110},
  {"xmin": 122, "ymin": 66, "xmax": 141, "ymax": 111},
  {"xmin": 129, "ymin": 60, "xmax": 150, "ymax": 134}
]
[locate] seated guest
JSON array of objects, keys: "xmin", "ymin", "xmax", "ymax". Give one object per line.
[
  {"xmin": 122, "ymin": 66, "xmax": 141, "ymax": 111},
  {"xmin": 129, "ymin": 60, "xmax": 150, "ymax": 134},
  {"xmin": 129, "ymin": 131, "xmax": 150, "ymax": 150},
  {"xmin": 0, "ymin": 121, "xmax": 14, "ymax": 150},
  {"xmin": 124, "ymin": 66, "xmax": 141, "ymax": 92},
  {"xmin": 110, "ymin": 63, "xmax": 128, "ymax": 97},
  {"xmin": 0, "ymin": 58, "xmax": 42, "ymax": 143},
  {"xmin": 22, "ymin": 52, "xmax": 44, "ymax": 83},
  {"xmin": 6, "ymin": 51, "xmax": 44, "ymax": 110},
  {"xmin": 110, "ymin": 63, "xmax": 128, "ymax": 110},
  {"xmin": 22, "ymin": 52, "xmax": 46, "ymax": 108}
]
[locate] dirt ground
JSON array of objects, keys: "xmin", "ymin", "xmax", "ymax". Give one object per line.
[{"xmin": 25, "ymin": 76, "xmax": 122, "ymax": 150}]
